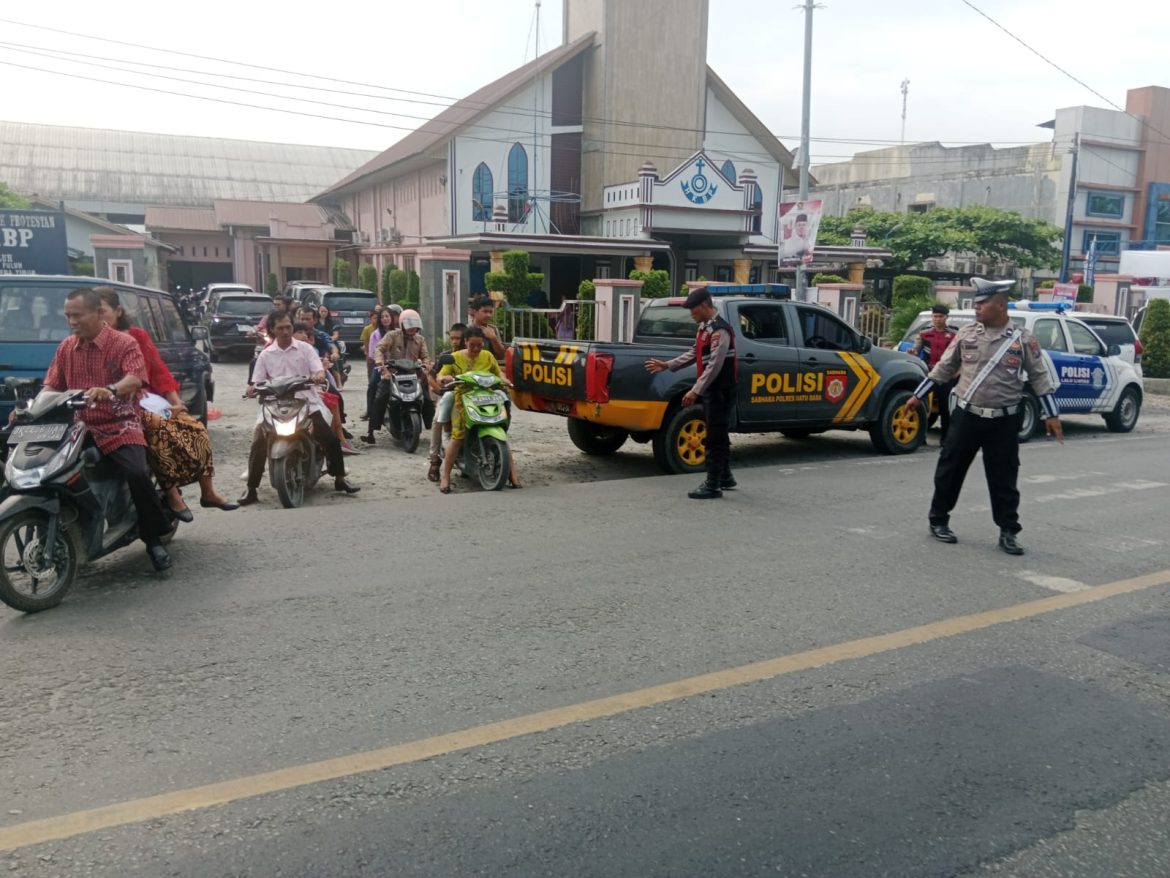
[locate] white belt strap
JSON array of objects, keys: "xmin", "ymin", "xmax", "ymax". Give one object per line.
[{"xmin": 960, "ymin": 328, "xmax": 1022, "ymax": 405}]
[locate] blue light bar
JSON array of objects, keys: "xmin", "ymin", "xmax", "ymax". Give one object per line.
[
  {"xmin": 705, "ymin": 284, "xmax": 792, "ymax": 298},
  {"xmin": 1009, "ymin": 301, "xmax": 1072, "ymax": 312}
]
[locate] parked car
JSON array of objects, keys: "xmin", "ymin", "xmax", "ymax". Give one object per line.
[
  {"xmin": 283, "ymin": 280, "xmax": 331, "ymax": 306},
  {"xmin": 296, "ymin": 287, "xmax": 380, "ymax": 345},
  {"xmin": 203, "ymin": 291, "xmax": 273, "ymax": 361},
  {"xmin": 1076, "ymin": 314, "xmax": 1143, "ymax": 375},
  {"xmin": 0, "ymin": 275, "xmax": 214, "ymax": 424},
  {"xmin": 898, "ymin": 302, "xmax": 1144, "ymax": 440},
  {"xmin": 197, "ymin": 282, "xmax": 255, "ymax": 311}
]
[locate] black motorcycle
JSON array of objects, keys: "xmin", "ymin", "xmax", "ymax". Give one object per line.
[
  {"xmin": 253, "ymin": 376, "xmax": 327, "ymax": 508},
  {"xmin": 377, "ymin": 358, "xmax": 425, "ymax": 453},
  {"xmin": 1, "ymin": 388, "xmax": 177, "ymax": 612}
]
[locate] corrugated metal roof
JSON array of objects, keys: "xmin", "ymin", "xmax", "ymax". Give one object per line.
[
  {"xmin": 0, "ymin": 121, "xmax": 378, "ymax": 207},
  {"xmin": 144, "ymin": 207, "xmax": 219, "ymax": 231},
  {"xmin": 316, "ymin": 33, "xmax": 595, "ymax": 200}
]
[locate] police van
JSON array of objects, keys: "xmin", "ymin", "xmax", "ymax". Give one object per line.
[{"xmin": 898, "ymin": 302, "xmax": 1144, "ymax": 441}]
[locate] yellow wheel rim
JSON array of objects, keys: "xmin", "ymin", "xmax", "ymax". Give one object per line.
[
  {"xmin": 891, "ymin": 406, "xmax": 921, "ymax": 444},
  {"xmin": 676, "ymin": 418, "xmax": 707, "ymax": 466}
]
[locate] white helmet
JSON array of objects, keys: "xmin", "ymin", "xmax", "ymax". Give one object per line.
[
  {"xmin": 387, "ymin": 303, "xmax": 404, "ymax": 314},
  {"xmin": 400, "ymin": 309, "xmax": 422, "ymax": 331}
]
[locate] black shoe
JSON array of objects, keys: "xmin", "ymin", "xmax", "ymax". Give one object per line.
[
  {"xmin": 170, "ymin": 505, "xmax": 194, "ymax": 523},
  {"xmin": 688, "ymin": 482, "xmax": 723, "ymax": 500},
  {"xmin": 237, "ymin": 490, "xmax": 260, "ymax": 506},
  {"xmin": 719, "ymin": 475, "xmax": 737, "ymax": 490},
  {"xmin": 342, "ymin": 428, "xmax": 354, "ymax": 440},
  {"xmin": 998, "ymin": 531, "xmax": 1025, "ymax": 555},
  {"xmin": 147, "ymin": 543, "xmax": 171, "ymax": 572},
  {"xmin": 930, "ymin": 524, "xmax": 958, "ymax": 544},
  {"xmin": 359, "ymin": 434, "xmax": 375, "ymax": 445},
  {"xmin": 335, "ymin": 477, "xmax": 361, "ymax": 494},
  {"xmin": 359, "ymin": 413, "xmax": 369, "ymax": 421}
]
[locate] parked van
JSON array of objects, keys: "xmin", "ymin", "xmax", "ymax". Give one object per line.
[{"xmin": 0, "ymin": 276, "xmax": 214, "ymax": 423}]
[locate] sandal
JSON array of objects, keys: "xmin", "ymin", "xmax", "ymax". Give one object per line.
[
  {"xmin": 427, "ymin": 457, "xmax": 441, "ymax": 482},
  {"xmin": 507, "ymin": 478, "xmax": 523, "ymax": 489},
  {"xmin": 438, "ymin": 474, "xmax": 452, "ymax": 494}
]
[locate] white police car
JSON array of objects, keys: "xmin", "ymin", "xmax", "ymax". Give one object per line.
[{"xmin": 898, "ymin": 302, "xmax": 1144, "ymax": 441}]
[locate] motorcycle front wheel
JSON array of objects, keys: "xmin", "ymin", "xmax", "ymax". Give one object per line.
[
  {"xmin": 272, "ymin": 452, "xmax": 305, "ymax": 509},
  {"xmin": 476, "ymin": 436, "xmax": 510, "ymax": 491},
  {"xmin": 0, "ymin": 510, "xmax": 83, "ymax": 613},
  {"xmin": 402, "ymin": 411, "xmax": 422, "ymax": 454}
]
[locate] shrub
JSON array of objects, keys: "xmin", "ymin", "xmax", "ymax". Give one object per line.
[
  {"xmin": 388, "ymin": 269, "xmax": 408, "ymax": 303},
  {"xmin": 331, "ymin": 258, "xmax": 352, "ymax": 287},
  {"xmin": 380, "ymin": 264, "xmax": 393, "ymax": 303},
  {"xmin": 1076, "ymin": 284, "xmax": 1093, "ymax": 303},
  {"xmin": 358, "ymin": 263, "xmax": 378, "ymax": 294},
  {"xmin": 1140, "ymin": 298, "xmax": 1170, "ymax": 378},
  {"xmin": 629, "ymin": 268, "xmax": 670, "ymax": 298},
  {"xmin": 892, "ymin": 275, "xmax": 932, "ymax": 306},
  {"xmin": 576, "ymin": 279, "xmax": 595, "ymax": 340},
  {"xmin": 265, "ymin": 272, "xmax": 278, "ymax": 295},
  {"xmin": 405, "ymin": 270, "xmax": 420, "ymax": 309},
  {"xmin": 887, "ymin": 296, "xmax": 943, "ymax": 346},
  {"xmin": 484, "ymin": 249, "xmax": 543, "ymax": 307},
  {"xmin": 1036, "ymin": 279, "xmax": 1056, "ymax": 289},
  {"xmin": 811, "ymin": 273, "xmax": 848, "ymax": 287}
]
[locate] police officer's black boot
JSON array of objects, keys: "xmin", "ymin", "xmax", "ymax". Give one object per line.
[
  {"xmin": 719, "ymin": 470, "xmax": 736, "ymax": 490},
  {"xmin": 688, "ymin": 481, "xmax": 723, "ymax": 500},
  {"xmin": 998, "ymin": 530, "xmax": 1024, "ymax": 555}
]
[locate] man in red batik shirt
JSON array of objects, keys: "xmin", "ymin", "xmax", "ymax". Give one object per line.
[
  {"xmin": 911, "ymin": 304, "xmax": 958, "ymax": 445},
  {"xmin": 42, "ymin": 288, "xmax": 173, "ymax": 571}
]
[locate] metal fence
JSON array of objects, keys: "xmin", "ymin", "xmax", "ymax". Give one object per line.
[
  {"xmin": 858, "ymin": 302, "xmax": 893, "ymax": 346},
  {"xmin": 502, "ymin": 299, "xmax": 600, "ymax": 343}
]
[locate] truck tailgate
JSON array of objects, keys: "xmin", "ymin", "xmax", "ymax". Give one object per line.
[{"xmin": 510, "ymin": 339, "xmax": 597, "ymax": 402}]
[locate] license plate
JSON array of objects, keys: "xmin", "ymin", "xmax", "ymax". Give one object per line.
[
  {"xmin": 236, "ymin": 324, "xmax": 254, "ymax": 333},
  {"xmin": 343, "ymin": 317, "xmax": 364, "ymax": 325},
  {"xmin": 8, "ymin": 423, "xmax": 68, "ymax": 444}
]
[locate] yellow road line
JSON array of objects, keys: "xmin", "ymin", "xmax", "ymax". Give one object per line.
[{"xmin": 3, "ymin": 567, "xmax": 1168, "ymax": 853}]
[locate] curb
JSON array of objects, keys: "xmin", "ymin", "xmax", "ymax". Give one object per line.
[{"xmin": 1145, "ymin": 377, "xmax": 1170, "ymax": 396}]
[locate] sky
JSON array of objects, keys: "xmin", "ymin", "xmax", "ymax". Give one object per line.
[{"xmin": 0, "ymin": 0, "xmax": 1167, "ymax": 170}]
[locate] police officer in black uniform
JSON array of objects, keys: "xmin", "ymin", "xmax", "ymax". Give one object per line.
[
  {"xmin": 646, "ymin": 287, "xmax": 737, "ymax": 499},
  {"xmin": 903, "ymin": 278, "xmax": 1064, "ymax": 555}
]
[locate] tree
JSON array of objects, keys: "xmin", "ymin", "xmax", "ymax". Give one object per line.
[
  {"xmin": 381, "ymin": 264, "xmax": 393, "ymax": 303},
  {"xmin": 331, "ymin": 257, "xmax": 352, "ymax": 287},
  {"xmin": 265, "ymin": 273, "xmax": 279, "ymax": 296},
  {"xmin": 358, "ymin": 262, "xmax": 378, "ymax": 294},
  {"xmin": 0, "ymin": 182, "xmax": 28, "ymax": 208},
  {"xmin": 1140, "ymin": 298, "xmax": 1170, "ymax": 379},
  {"xmin": 484, "ymin": 250, "xmax": 543, "ymax": 307},
  {"xmin": 818, "ymin": 206, "xmax": 1063, "ymax": 273},
  {"xmin": 629, "ymin": 268, "xmax": 670, "ymax": 298}
]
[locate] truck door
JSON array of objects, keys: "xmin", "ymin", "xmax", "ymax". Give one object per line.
[
  {"xmin": 732, "ymin": 302, "xmax": 801, "ymax": 426},
  {"xmin": 792, "ymin": 305, "xmax": 878, "ymax": 424}
]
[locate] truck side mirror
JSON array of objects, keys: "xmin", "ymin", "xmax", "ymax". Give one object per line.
[
  {"xmin": 858, "ymin": 336, "xmax": 873, "ymax": 353},
  {"xmin": 190, "ymin": 325, "xmax": 209, "ymax": 341}
]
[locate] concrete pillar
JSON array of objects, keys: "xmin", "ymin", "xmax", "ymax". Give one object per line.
[
  {"xmin": 633, "ymin": 255, "xmax": 654, "ymax": 274},
  {"xmin": 847, "ymin": 261, "xmax": 865, "ymax": 285},
  {"xmin": 489, "ymin": 250, "xmax": 505, "ymax": 273},
  {"xmin": 733, "ymin": 259, "xmax": 752, "ymax": 284}
]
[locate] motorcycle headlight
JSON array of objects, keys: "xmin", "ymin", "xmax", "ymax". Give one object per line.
[{"xmin": 5, "ymin": 456, "xmax": 46, "ymax": 490}]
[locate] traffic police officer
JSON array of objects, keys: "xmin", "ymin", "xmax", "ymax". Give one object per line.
[
  {"xmin": 645, "ymin": 286, "xmax": 737, "ymax": 499},
  {"xmin": 903, "ymin": 278, "xmax": 1064, "ymax": 555}
]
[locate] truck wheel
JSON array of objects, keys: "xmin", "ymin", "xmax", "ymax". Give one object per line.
[
  {"xmin": 566, "ymin": 418, "xmax": 629, "ymax": 455},
  {"xmin": 868, "ymin": 390, "xmax": 924, "ymax": 455},
  {"xmin": 1017, "ymin": 393, "xmax": 1040, "ymax": 443},
  {"xmin": 1103, "ymin": 386, "xmax": 1141, "ymax": 433},
  {"xmin": 652, "ymin": 405, "xmax": 707, "ymax": 474}
]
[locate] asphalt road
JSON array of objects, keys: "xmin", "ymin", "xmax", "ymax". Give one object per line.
[{"xmin": 1, "ymin": 407, "xmax": 1169, "ymax": 876}]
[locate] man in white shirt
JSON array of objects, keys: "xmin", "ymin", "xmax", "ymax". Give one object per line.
[{"xmin": 238, "ymin": 310, "xmax": 359, "ymax": 505}]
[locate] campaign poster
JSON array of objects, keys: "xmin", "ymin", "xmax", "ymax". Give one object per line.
[
  {"xmin": 0, "ymin": 209, "xmax": 68, "ymax": 275},
  {"xmin": 778, "ymin": 199, "xmax": 823, "ymax": 264}
]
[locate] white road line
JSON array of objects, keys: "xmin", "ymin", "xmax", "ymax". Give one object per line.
[
  {"xmin": 1017, "ymin": 570, "xmax": 1091, "ymax": 593},
  {"xmin": 1034, "ymin": 480, "xmax": 1167, "ymax": 504},
  {"xmin": 1023, "ymin": 471, "xmax": 1106, "ymax": 484}
]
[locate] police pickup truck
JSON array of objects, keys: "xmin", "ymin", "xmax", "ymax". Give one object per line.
[{"xmin": 506, "ymin": 285, "xmax": 929, "ymax": 474}]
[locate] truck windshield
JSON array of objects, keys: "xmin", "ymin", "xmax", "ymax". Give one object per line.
[{"xmin": 636, "ymin": 305, "xmax": 696, "ymax": 339}]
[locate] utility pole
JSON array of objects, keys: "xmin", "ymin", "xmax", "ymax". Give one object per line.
[
  {"xmin": 1059, "ymin": 133, "xmax": 1079, "ymax": 283},
  {"xmin": 794, "ymin": 0, "xmax": 816, "ymax": 302},
  {"xmin": 900, "ymin": 79, "xmax": 910, "ymax": 144}
]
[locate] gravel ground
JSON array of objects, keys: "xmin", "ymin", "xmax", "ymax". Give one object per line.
[{"xmin": 202, "ymin": 358, "xmax": 1170, "ymax": 507}]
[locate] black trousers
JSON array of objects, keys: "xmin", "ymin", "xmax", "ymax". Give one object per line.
[
  {"xmin": 105, "ymin": 443, "xmax": 169, "ymax": 545},
  {"xmin": 936, "ymin": 380, "xmax": 956, "ymax": 444},
  {"xmin": 929, "ymin": 407, "xmax": 1021, "ymax": 534},
  {"xmin": 702, "ymin": 387, "xmax": 734, "ymax": 484},
  {"xmin": 246, "ymin": 412, "xmax": 345, "ymax": 491}
]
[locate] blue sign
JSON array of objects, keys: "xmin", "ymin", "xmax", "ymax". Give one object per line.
[
  {"xmin": 681, "ymin": 158, "xmax": 717, "ymax": 204},
  {"xmin": 0, "ymin": 209, "xmax": 68, "ymax": 275}
]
